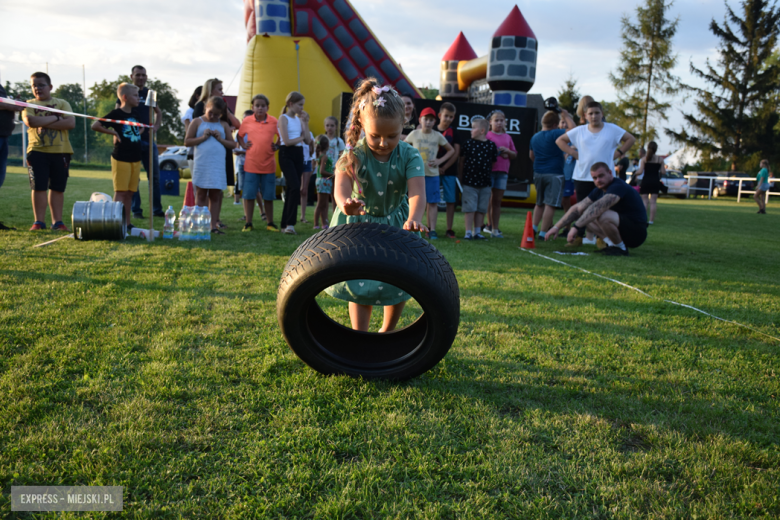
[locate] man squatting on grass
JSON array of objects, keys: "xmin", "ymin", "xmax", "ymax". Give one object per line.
[{"xmin": 545, "ymin": 162, "xmax": 648, "ymax": 256}]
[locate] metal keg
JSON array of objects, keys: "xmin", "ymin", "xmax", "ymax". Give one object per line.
[{"xmin": 72, "ymin": 201, "xmax": 126, "ymax": 241}]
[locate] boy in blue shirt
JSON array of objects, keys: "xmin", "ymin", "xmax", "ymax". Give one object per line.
[{"xmin": 529, "ymin": 109, "xmax": 574, "ymax": 238}]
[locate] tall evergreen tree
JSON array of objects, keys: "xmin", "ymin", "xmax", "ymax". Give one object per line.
[
  {"xmin": 556, "ymin": 76, "xmax": 581, "ymax": 124},
  {"xmin": 667, "ymin": 0, "xmax": 780, "ymax": 170},
  {"xmin": 610, "ymin": 0, "xmax": 680, "ymax": 147}
]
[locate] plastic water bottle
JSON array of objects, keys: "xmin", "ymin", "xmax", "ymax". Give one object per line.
[
  {"xmin": 190, "ymin": 206, "xmax": 201, "ymax": 241},
  {"xmin": 163, "ymin": 206, "xmax": 176, "ymax": 239},
  {"xmin": 201, "ymin": 206, "xmax": 212, "ymax": 241},
  {"xmin": 178, "ymin": 206, "xmax": 191, "ymax": 241}
]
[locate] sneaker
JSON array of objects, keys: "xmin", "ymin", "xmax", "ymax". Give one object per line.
[
  {"xmin": 648, "ymin": 221, "xmax": 654, "ymax": 224},
  {"xmin": 153, "ymin": 211, "xmax": 166, "ymax": 218},
  {"xmin": 0, "ymin": 222, "xmax": 16, "ymax": 231},
  {"xmin": 474, "ymin": 233, "xmax": 488, "ymax": 240},
  {"xmin": 565, "ymin": 236, "xmax": 583, "ymax": 248},
  {"xmin": 313, "ymin": 225, "xmax": 321, "ymax": 230},
  {"xmin": 491, "ymin": 229, "xmax": 504, "ymax": 238},
  {"xmin": 483, "ymin": 225, "xmax": 492, "ymax": 233},
  {"xmin": 596, "ymin": 238, "xmax": 608, "ymax": 250},
  {"xmin": 261, "ymin": 213, "xmax": 267, "ymax": 221},
  {"xmin": 445, "ymin": 229, "xmax": 456, "ymax": 239},
  {"xmin": 428, "ymin": 230, "xmax": 438, "ymax": 240},
  {"xmin": 233, "ymin": 201, "xmax": 242, "ymax": 205},
  {"xmin": 133, "ymin": 213, "xmax": 144, "ymax": 219},
  {"xmin": 266, "ymin": 223, "xmax": 279, "ymax": 232},
  {"xmin": 52, "ymin": 222, "xmax": 70, "ymax": 232},
  {"xmin": 242, "ymin": 223, "xmax": 253, "ymax": 232},
  {"xmin": 283, "ymin": 226, "xmax": 297, "ymax": 235},
  {"xmin": 238, "ymin": 216, "xmax": 246, "ymax": 221},
  {"xmin": 29, "ymin": 221, "xmax": 46, "ymax": 231},
  {"xmin": 464, "ymin": 233, "xmax": 473, "ymax": 240},
  {"xmin": 211, "ymin": 228, "xmax": 226, "ymax": 235},
  {"xmin": 583, "ymin": 237, "xmax": 597, "ymax": 245},
  {"xmin": 602, "ymin": 246, "xmax": 629, "ymax": 256}
]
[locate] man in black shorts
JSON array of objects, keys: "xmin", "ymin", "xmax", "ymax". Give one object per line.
[{"xmin": 545, "ymin": 162, "xmax": 647, "ymax": 256}]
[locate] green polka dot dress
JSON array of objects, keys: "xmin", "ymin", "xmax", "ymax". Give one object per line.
[{"xmin": 326, "ymin": 138, "xmax": 425, "ymax": 306}]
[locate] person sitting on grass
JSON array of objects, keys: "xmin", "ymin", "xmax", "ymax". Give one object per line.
[
  {"xmin": 91, "ymin": 83, "xmax": 144, "ymax": 231},
  {"xmin": 545, "ymin": 162, "xmax": 648, "ymax": 256},
  {"xmin": 22, "ymin": 71, "xmax": 76, "ymax": 232}
]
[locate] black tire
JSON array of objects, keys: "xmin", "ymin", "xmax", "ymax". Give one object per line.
[{"xmin": 277, "ymin": 222, "xmax": 460, "ymax": 380}]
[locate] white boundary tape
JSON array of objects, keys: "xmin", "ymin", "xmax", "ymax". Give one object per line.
[
  {"xmin": 0, "ymin": 97, "xmax": 152, "ymax": 128},
  {"xmin": 521, "ymin": 248, "xmax": 780, "ymax": 343}
]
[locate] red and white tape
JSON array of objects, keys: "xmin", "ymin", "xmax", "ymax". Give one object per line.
[{"xmin": 0, "ymin": 97, "xmax": 152, "ymax": 128}]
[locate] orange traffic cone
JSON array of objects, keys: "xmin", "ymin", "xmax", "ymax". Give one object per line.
[
  {"xmin": 521, "ymin": 211, "xmax": 535, "ymax": 249},
  {"xmin": 182, "ymin": 181, "xmax": 195, "ymax": 209}
]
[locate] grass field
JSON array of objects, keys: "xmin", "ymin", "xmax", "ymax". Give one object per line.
[{"xmin": 1, "ymin": 166, "xmax": 779, "ymax": 518}]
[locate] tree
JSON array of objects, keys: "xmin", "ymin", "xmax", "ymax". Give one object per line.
[
  {"xmin": 89, "ymin": 76, "xmax": 184, "ymax": 144},
  {"xmin": 667, "ymin": 0, "xmax": 780, "ymax": 170},
  {"xmin": 610, "ymin": 0, "xmax": 680, "ymax": 148},
  {"xmin": 556, "ymin": 76, "xmax": 581, "ymax": 124},
  {"xmin": 3, "ymin": 81, "xmax": 31, "ymax": 101}
]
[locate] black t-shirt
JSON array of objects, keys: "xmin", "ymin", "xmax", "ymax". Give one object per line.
[
  {"xmin": 402, "ymin": 117, "xmax": 418, "ymax": 137},
  {"xmin": 461, "ymin": 138, "xmax": 498, "ymax": 188},
  {"xmin": 117, "ymin": 86, "xmax": 152, "ymax": 142},
  {"xmin": 102, "ymin": 108, "xmax": 143, "ymax": 162},
  {"xmin": 436, "ymin": 125, "xmax": 460, "ymax": 176},
  {"xmin": 616, "ymin": 156, "xmax": 630, "ymax": 179},
  {"xmin": 0, "ymin": 85, "xmax": 17, "ymax": 138},
  {"xmin": 587, "ymin": 177, "xmax": 647, "ymax": 223}
]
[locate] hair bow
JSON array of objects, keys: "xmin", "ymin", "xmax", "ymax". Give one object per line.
[
  {"xmin": 373, "ymin": 97, "xmax": 386, "ymax": 108},
  {"xmin": 372, "ymin": 85, "xmax": 391, "ymax": 95},
  {"xmin": 359, "ymin": 99, "xmax": 367, "ymax": 111}
]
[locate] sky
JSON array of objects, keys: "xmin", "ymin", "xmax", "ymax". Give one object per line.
[{"xmin": 0, "ymin": 0, "xmax": 734, "ymax": 153}]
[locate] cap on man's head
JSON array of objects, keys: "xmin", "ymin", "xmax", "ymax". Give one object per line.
[{"xmin": 419, "ymin": 107, "xmax": 437, "ymax": 119}]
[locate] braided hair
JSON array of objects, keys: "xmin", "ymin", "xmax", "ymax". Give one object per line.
[{"xmin": 337, "ymin": 78, "xmax": 405, "ymax": 188}]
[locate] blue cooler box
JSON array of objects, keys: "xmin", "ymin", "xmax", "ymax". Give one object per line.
[{"xmin": 160, "ymin": 170, "xmax": 180, "ymax": 196}]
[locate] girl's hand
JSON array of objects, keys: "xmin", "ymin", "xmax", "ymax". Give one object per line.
[
  {"xmin": 300, "ymin": 111, "xmax": 310, "ymax": 124},
  {"xmin": 427, "ymin": 159, "xmax": 439, "ymax": 168},
  {"xmin": 403, "ymin": 219, "xmax": 429, "ymax": 233},
  {"xmin": 342, "ymin": 197, "xmax": 366, "ymax": 216},
  {"xmin": 244, "ymin": 139, "xmax": 252, "ymax": 150}
]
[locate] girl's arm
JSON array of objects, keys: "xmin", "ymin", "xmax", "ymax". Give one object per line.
[
  {"xmin": 217, "ymin": 122, "xmax": 237, "ymax": 150},
  {"xmin": 278, "ymin": 115, "xmax": 305, "ymax": 146},
  {"xmin": 183, "ymin": 119, "xmax": 209, "ymax": 147},
  {"xmin": 503, "ymin": 144, "xmax": 517, "ymax": 160},
  {"xmin": 333, "ymin": 168, "xmax": 365, "ymax": 215},
  {"xmin": 404, "ymin": 176, "xmax": 428, "ymax": 232},
  {"xmin": 318, "ymin": 155, "xmax": 331, "ymax": 178},
  {"xmin": 634, "ymin": 158, "xmax": 645, "ymax": 176},
  {"xmin": 226, "ymin": 108, "xmax": 241, "ymax": 130},
  {"xmin": 300, "ymin": 112, "xmax": 312, "ymax": 145}
]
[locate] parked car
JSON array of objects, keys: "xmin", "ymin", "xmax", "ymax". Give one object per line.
[
  {"xmin": 719, "ymin": 172, "xmax": 754, "ymax": 196},
  {"xmin": 159, "ymin": 146, "xmax": 189, "ymax": 172},
  {"xmin": 660, "ymin": 169, "xmax": 687, "ymax": 197},
  {"xmin": 686, "ymin": 171, "xmax": 726, "ymax": 198}
]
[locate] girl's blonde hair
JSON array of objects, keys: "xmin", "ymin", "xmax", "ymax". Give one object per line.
[
  {"xmin": 199, "ymin": 78, "xmax": 222, "ymax": 104},
  {"xmin": 337, "ymin": 78, "xmax": 405, "ymax": 183},
  {"xmin": 282, "ymin": 91, "xmax": 305, "ymax": 115},
  {"xmin": 324, "ymin": 116, "xmax": 339, "ymax": 131},
  {"xmin": 577, "ymin": 95, "xmax": 595, "ymax": 122}
]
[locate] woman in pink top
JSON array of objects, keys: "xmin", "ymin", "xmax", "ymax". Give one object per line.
[{"xmin": 485, "ymin": 110, "xmax": 517, "ymax": 238}]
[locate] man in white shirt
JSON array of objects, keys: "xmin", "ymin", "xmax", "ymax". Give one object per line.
[{"xmin": 555, "ymin": 101, "xmax": 635, "ymax": 245}]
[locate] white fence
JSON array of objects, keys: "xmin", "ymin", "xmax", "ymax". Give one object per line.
[{"xmin": 684, "ymin": 174, "xmax": 777, "ymax": 203}]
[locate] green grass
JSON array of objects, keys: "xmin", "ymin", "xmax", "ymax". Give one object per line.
[{"xmin": 1, "ymin": 166, "xmax": 779, "ymax": 518}]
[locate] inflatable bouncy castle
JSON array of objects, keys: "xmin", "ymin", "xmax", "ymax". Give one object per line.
[{"xmin": 237, "ymin": 0, "xmax": 422, "ymax": 137}]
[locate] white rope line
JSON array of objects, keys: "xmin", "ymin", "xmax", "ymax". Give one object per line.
[{"xmin": 521, "ymin": 248, "xmax": 780, "ymax": 343}]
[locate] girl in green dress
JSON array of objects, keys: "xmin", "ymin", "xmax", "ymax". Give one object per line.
[{"xmin": 325, "ymin": 78, "xmax": 428, "ymax": 333}]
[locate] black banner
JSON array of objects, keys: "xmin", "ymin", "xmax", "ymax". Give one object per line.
[{"xmin": 334, "ymin": 93, "xmax": 538, "ymax": 199}]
